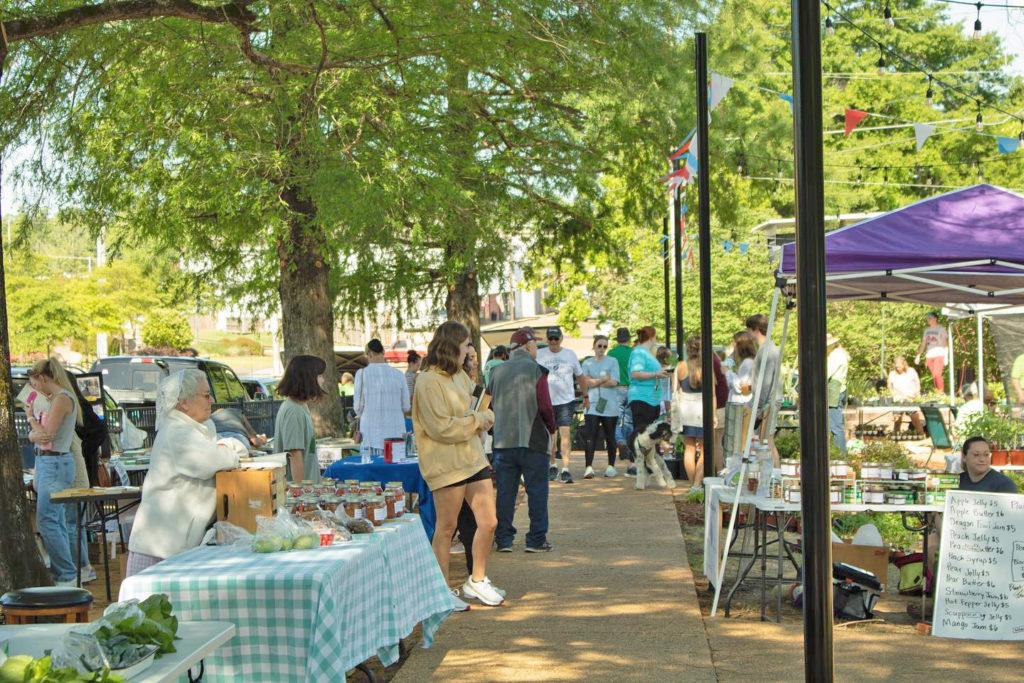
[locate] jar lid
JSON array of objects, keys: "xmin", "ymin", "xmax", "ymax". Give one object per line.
[
  {"xmin": 862, "ymin": 462, "xmax": 880, "ymax": 467},
  {"xmin": 359, "ymin": 481, "xmax": 382, "ymax": 487},
  {"xmin": 386, "ymin": 481, "xmax": 404, "ymax": 487},
  {"xmin": 345, "ymin": 479, "xmax": 360, "ymax": 484}
]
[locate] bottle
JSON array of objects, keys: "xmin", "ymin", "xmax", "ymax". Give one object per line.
[{"xmin": 359, "ymin": 442, "xmax": 372, "ymax": 465}]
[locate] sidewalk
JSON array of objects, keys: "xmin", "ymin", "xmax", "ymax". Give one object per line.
[{"xmin": 395, "ymin": 460, "xmax": 715, "ymax": 682}]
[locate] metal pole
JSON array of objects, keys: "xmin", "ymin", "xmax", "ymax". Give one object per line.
[
  {"xmin": 696, "ymin": 33, "xmax": 715, "ymax": 480},
  {"xmin": 948, "ymin": 321, "xmax": 955, "ymax": 406},
  {"xmin": 674, "ymin": 164, "xmax": 684, "ymax": 359},
  {"xmin": 664, "ymin": 215, "xmax": 672, "ymax": 348},
  {"xmin": 792, "ymin": 0, "xmax": 835, "ymax": 679},
  {"xmin": 977, "ymin": 314, "xmax": 984, "ymax": 408}
]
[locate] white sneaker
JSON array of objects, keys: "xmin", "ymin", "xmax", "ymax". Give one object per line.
[
  {"xmin": 604, "ymin": 466, "xmax": 618, "ymax": 478},
  {"xmin": 450, "ymin": 588, "xmax": 471, "ymax": 612},
  {"xmin": 583, "ymin": 466, "xmax": 595, "ymax": 479},
  {"xmin": 80, "ymin": 566, "xmax": 97, "ymax": 584},
  {"xmin": 54, "ymin": 578, "xmax": 78, "ymax": 587},
  {"xmin": 462, "ymin": 576, "xmax": 505, "ymax": 606},
  {"xmin": 450, "ymin": 540, "xmax": 466, "ymax": 555}
]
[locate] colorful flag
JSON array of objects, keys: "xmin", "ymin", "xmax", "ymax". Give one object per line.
[
  {"xmin": 722, "ymin": 240, "xmax": 733, "ymax": 252},
  {"xmin": 844, "ymin": 109, "xmax": 869, "ymax": 137},
  {"xmin": 997, "ymin": 136, "xmax": 1020, "ymax": 154},
  {"xmin": 913, "ymin": 123, "xmax": 936, "ymax": 152},
  {"xmin": 710, "ymin": 73, "xmax": 735, "ymax": 111}
]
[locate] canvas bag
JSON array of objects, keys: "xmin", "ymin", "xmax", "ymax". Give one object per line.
[{"xmin": 671, "ymin": 369, "xmax": 702, "ymax": 431}]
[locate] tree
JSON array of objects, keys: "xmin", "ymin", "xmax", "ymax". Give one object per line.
[
  {"xmin": 6, "ymin": 273, "xmax": 83, "ymax": 357},
  {"xmin": 141, "ymin": 308, "xmax": 193, "ymax": 349}
]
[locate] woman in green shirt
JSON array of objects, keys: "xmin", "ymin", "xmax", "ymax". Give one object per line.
[{"xmin": 275, "ymin": 355, "xmax": 327, "ymax": 482}]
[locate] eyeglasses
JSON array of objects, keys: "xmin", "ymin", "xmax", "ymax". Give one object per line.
[
  {"xmin": 595, "ymin": 344, "xmax": 607, "ymax": 349},
  {"xmin": 548, "ymin": 337, "xmax": 559, "ymax": 341}
]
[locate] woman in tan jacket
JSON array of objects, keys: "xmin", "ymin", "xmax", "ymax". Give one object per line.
[{"xmin": 414, "ymin": 321, "xmax": 504, "ymax": 606}]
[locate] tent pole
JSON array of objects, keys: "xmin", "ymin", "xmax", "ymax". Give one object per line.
[
  {"xmin": 710, "ymin": 285, "xmax": 781, "ymax": 616},
  {"xmin": 696, "ymin": 32, "xmax": 716, "ymax": 480},
  {"xmin": 792, "ymin": 0, "xmax": 835, "ymax": 676},
  {"xmin": 664, "ymin": 215, "xmax": 671, "ymax": 349},
  {"xmin": 674, "ymin": 166, "xmax": 684, "ymax": 359},
  {"xmin": 948, "ymin": 321, "xmax": 955, "ymax": 406},
  {"xmin": 977, "ymin": 313, "xmax": 984, "ymax": 407}
]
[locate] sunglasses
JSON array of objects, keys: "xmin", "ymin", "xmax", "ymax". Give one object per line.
[
  {"xmin": 595, "ymin": 344, "xmax": 607, "ymax": 349},
  {"xmin": 548, "ymin": 337, "xmax": 560, "ymax": 341}
]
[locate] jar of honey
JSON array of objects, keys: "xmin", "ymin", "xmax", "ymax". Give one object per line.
[
  {"xmin": 367, "ymin": 494, "xmax": 387, "ymax": 526},
  {"xmin": 360, "ymin": 481, "xmax": 383, "ymax": 495},
  {"xmin": 386, "ymin": 482, "xmax": 406, "ymax": 516}
]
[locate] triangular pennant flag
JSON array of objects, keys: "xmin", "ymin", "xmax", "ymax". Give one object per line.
[
  {"xmin": 997, "ymin": 136, "xmax": 1020, "ymax": 154},
  {"xmin": 778, "ymin": 93, "xmax": 793, "ymax": 113},
  {"xmin": 844, "ymin": 109, "xmax": 869, "ymax": 137},
  {"xmin": 738, "ymin": 243, "xmax": 750, "ymax": 255},
  {"xmin": 913, "ymin": 123, "xmax": 936, "ymax": 152},
  {"xmin": 722, "ymin": 240, "xmax": 733, "ymax": 252},
  {"xmin": 680, "ymin": 204, "xmax": 688, "ymax": 215},
  {"xmin": 668, "ymin": 127, "xmax": 698, "ymax": 160},
  {"xmin": 710, "ymin": 73, "xmax": 735, "ymax": 111},
  {"xmin": 657, "ymin": 168, "xmax": 689, "ymax": 184}
]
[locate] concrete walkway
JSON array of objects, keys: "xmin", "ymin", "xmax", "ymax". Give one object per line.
[{"xmin": 395, "ymin": 461, "xmax": 715, "ymax": 682}]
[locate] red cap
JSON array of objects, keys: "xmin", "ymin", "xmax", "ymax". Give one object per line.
[{"xmin": 509, "ymin": 327, "xmax": 539, "ymax": 349}]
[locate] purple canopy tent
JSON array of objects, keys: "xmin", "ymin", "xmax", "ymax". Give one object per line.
[
  {"xmin": 711, "ymin": 186, "xmax": 1024, "ymax": 615},
  {"xmin": 778, "ymin": 184, "xmax": 1024, "ymax": 305}
]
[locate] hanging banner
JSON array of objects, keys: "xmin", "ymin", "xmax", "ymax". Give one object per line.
[
  {"xmin": 778, "ymin": 93, "xmax": 793, "ymax": 113},
  {"xmin": 710, "ymin": 73, "xmax": 735, "ymax": 112},
  {"xmin": 914, "ymin": 123, "xmax": 936, "ymax": 152},
  {"xmin": 722, "ymin": 240, "xmax": 733, "ymax": 252},
  {"xmin": 738, "ymin": 243, "xmax": 750, "ymax": 255},
  {"xmin": 997, "ymin": 136, "xmax": 1020, "ymax": 154},
  {"xmin": 844, "ymin": 109, "xmax": 869, "ymax": 137}
]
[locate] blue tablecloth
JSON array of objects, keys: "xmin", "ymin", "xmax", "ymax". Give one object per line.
[{"xmin": 325, "ymin": 456, "xmax": 435, "ymax": 540}]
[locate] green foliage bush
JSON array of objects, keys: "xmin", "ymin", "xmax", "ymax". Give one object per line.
[
  {"xmin": 771, "ymin": 428, "xmax": 841, "ymax": 460},
  {"xmin": 141, "ymin": 309, "xmax": 193, "ymax": 349},
  {"xmin": 197, "ymin": 336, "xmax": 264, "ymax": 357},
  {"xmin": 846, "ymin": 440, "xmax": 913, "ymax": 472},
  {"xmin": 832, "ymin": 512, "xmax": 919, "ymax": 551}
]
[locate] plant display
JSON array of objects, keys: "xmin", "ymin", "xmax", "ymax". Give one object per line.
[{"xmin": 845, "ymin": 440, "xmax": 913, "ymax": 472}]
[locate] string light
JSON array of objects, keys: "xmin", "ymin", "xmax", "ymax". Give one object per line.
[
  {"xmin": 884, "ymin": 4, "xmax": 895, "ymax": 29},
  {"xmin": 825, "ymin": 15, "xmax": 836, "ymax": 37},
  {"xmin": 925, "ymin": 75, "xmax": 934, "ymax": 107},
  {"xmin": 973, "ymin": 2, "xmax": 983, "ymax": 41},
  {"xmin": 976, "ymin": 103, "xmax": 984, "ymax": 132},
  {"xmin": 876, "ymin": 48, "xmax": 886, "ymax": 76}
]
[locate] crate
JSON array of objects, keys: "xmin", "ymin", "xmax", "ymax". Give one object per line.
[{"xmin": 215, "ymin": 467, "xmax": 285, "ymax": 533}]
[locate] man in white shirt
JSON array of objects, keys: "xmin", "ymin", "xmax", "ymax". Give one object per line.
[{"xmin": 536, "ymin": 327, "xmax": 585, "ymax": 484}]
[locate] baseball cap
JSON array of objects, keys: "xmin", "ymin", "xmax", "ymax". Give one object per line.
[
  {"xmin": 925, "ymin": 311, "xmax": 940, "ymax": 319},
  {"xmin": 510, "ymin": 327, "xmax": 542, "ymax": 349},
  {"xmin": 616, "ymin": 327, "xmax": 631, "ymax": 343},
  {"xmin": 825, "ymin": 333, "xmax": 840, "ymax": 346},
  {"xmin": 546, "ymin": 326, "xmax": 563, "ymax": 340}
]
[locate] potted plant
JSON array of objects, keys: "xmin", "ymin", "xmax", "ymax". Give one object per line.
[{"xmin": 960, "ymin": 411, "xmax": 1012, "ymax": 465}]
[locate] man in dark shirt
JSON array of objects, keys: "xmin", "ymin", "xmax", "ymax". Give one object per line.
[{"xmin": 958, "ymin": 435, "xmax": 1019, "ymax": 493}]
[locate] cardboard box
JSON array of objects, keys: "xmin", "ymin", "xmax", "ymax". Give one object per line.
[
  {"xmin": 216, "ymin": 467, "xmax": 285, "ymax": 533},
  {"xmin": 832, "ymin": 541, "xmax": 890, "ymax": 592}
]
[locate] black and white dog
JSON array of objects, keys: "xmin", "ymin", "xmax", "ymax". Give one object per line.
[{"xmin": 630, "ymin": 420, "xmax": 677, "ymax": 490}]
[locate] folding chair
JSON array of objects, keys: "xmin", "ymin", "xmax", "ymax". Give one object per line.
[{"xmin": 920, "ymin": 404, "xmax": 952, "ymax": 468}]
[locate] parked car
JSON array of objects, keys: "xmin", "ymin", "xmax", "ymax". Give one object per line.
[
  {"xmin": 383, "ymin": 339, "xmax": 427, "ymax": 364},
  {"xmin": 241, "ymin": 377, "xmax": 280, "ymax": 400},
  {"xmin": 90, "ymin": 356, "xmax": 251, "ymax": 406}
]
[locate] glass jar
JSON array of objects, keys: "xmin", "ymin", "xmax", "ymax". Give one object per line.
[
  {"xmin": 894, "ymin": 469, "xmax": 912, "ymax": 482},
  {"xmin": 878, "ymin": 464, "xmax": 894, "ymax": 480},
  {"xmin": 830, "ymin": 461, "xmax": 850, "ymax": 478},
  {"xmin": 860, "ymin": 462, "xmax": 881, "ymax": 480},
  {"xmin": 300, "ymin": 480, "xmax": 316, "ymax": 494},
  {"xmin": 342, "ymin": 494, "xmax": 362, "ymax": 519},
  {"xmin": 884, "ymin": 492, "xmax": 906, "ymax": 505},
  {"xmin": 367, "ymin": 494, "xmax": 387, "ymax": 526},
  {"xmin": 864, "ymin": 485, "xmax": 886, "ymax": 505},
  {"xmin": 829, "ymin": 485, "xmax": 843, "ymax": 504},
  {"xmin": 784, "ymin": 485, "xmax": 801, "ymax": 504},
  {"xmin": 386, "ymin": 482, "xmax": 406, "ymax": 516},
  {"xmin": 360, "ymin": 481, "xmax": 383, "ymax": 495},
  {"xmin": 297, "ymin": 494, "xmax": 320, "ymax": 514},
  {"xmin": 384, "ymin": 488, "xmax": 397, "ymax": 519},
  {"xmin": 908, "ymin": 469, "xmax": 929, "ymax": 482},
  {"xmin": 287, "ymin": 483, "xmax": 305, "ymax": 497},
  {"xmin": 780, "ymin": 459, "xmax": 800, "ymax": 477},
  {"xmin": 746, "ymin": 463, "xmax": 761, "ymax": 494},
  {"xmin": 320, "ymin": 494, "xmax": 340, "ymax": 512}
]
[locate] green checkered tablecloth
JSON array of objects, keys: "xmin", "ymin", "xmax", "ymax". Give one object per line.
[{"xmin": 119, "ymin": 515, "xmax": 454, "ymax": 681}]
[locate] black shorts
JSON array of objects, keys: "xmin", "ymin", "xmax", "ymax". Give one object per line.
[{"xmin": 443, "ymin": 467, "xmax": 492, "ymax": 488}]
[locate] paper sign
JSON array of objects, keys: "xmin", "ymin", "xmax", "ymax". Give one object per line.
[{"xmin": 933, "ymin": 490, "xmax": 1024, "ymax": 639}]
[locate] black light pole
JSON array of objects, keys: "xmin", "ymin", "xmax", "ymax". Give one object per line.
[
  {"xmin": 695, "ymin": 33, "xmax": 715, "ymax": 479},
  {"xmin": 792, "ymin": 0, "xmax": 835, "ymax": 679},
  {"xmin": 673, "ymin": 164, "xmax": 684, "ymax": 359},
  {"xmin": 663, "ymin": 215, "xmax": 671, "ymax": 348}
]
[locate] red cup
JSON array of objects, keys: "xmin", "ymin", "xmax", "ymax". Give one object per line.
[{"xmin": 319, "ymin": 530, "xmax": 335, "ymax": 547}]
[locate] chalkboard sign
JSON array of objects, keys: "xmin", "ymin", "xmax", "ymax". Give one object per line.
[{"xmin": 933, "ymin": 490, "xmax": 1024, "ymax": 640}]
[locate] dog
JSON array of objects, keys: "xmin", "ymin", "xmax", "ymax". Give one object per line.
[{"xmin": 631, "ymin": 420, "xmax": 677, "ymax": 490}]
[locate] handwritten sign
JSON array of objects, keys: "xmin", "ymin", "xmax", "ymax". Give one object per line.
[{"xmin": 933, "ymin": 490, "xmax": 1024, "ymax": 640}]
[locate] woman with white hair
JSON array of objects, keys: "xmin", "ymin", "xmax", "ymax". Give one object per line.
[{"xmin": 125, "ymin": 369, "xmax": 247, "ymax": 576}]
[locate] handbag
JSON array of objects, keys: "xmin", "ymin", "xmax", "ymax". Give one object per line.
[{"xmin": 671, "ymin": 372, "xmax": 703, "ymax": 431}]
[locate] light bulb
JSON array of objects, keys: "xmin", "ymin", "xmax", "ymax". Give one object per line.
[
  {"xmin": 977, "ymin": 167, "xmax": 983, "ymax": 182},
  {"xmin": 976, "ymin": 112, "xmax": 984, "ymax": 132},
  {"xmin": 973, "ymin": 4, "xmax": 983, "ymax": 41},
  {"xmin": 926, "ymin": 88, "xmax": 934, "ymax": 106},
  {"xmin": 884, "ymin": 5, "xmax": 895, "ymax": 29},
  {"xmin": 877, "ymin": 56, "xmax": 886, "ymax": 76},
  {"xmin": 825, "ymin": 16, "xmax": 836, "ymax": 37}
]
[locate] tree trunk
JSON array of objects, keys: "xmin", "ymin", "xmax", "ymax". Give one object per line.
[
  {"xmin": 446, "ymin": 266, "xmax": 481, "ymax": 362},
  {"xmin": 0, "ymin": 59, "xmax": 51, "ymax": 588},
  {"xmin": 277, "ymin": 187, "xmax": 343, "ymax": 436}
]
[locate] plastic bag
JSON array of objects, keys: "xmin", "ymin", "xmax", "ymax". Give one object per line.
[
  {"xmin": 213, "ymin": 521, "xmax": 254, "ymax": 547},
  {"xmin": 50, "ymin": 630, "xmax": 107, "ymax": 674},
  {"xmin": 252, "ymin": 510, "xmax": 321, "ymax": 552},
  {"xmin": 332, "ymin": 507, "xmax": 374, "ymax": 534},
  {"xmin": 299, "ymin": 509, "xmax": 352, "ymax": 542}
]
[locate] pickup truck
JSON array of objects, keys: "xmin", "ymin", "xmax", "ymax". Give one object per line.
[{"xmin": 90, "ymin": 356, "xmax": 251, "ymax": 406}]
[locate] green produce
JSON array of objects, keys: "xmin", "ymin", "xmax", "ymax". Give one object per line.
[
  {"xmin": 252, "ymin": 539, "xmax": 278, "ymax": 553},
  {"xmin": 279, "ymin": 537, "xmax": 294, "ymax": 551},
  {"xmin": 0, "ymin": 654, "xmax": 33, "ymax": 682},
  {"xmin": 293, "ymin": 535, "xmax": 316, "ymax": 550},
  {"xmin": 10, "ymin": 655, "xmax": 123, "ymax": 682},
  {"xmin": 93, "ymin": 595, "xmax": 179, "ymax": 657}
]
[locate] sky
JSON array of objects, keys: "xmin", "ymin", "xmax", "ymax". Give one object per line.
[{"xmin": 2, "ymin": 5, "xmax": 1023, "ymax": 217}]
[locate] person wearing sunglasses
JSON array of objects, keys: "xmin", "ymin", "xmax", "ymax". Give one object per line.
[{"xmin": 580, "ymin": 335, "xmax": 621, "ymax": 478}]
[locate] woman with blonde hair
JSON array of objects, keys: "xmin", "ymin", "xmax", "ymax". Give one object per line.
[
  {"xmin": 26, "ymin": 357, "xmax": 84, "ymax": 585},
  {"xmin": 414, "ymin": 321, "xmax": 504, "ymax": 606},
  {"xmin": 675, "ymin": 336, "xmax": 709, "ymax": 488}
]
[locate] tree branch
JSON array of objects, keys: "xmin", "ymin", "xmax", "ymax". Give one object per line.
[{"xmin": 1, "ymin": 0, "xmax": 256, "ymax": 44}]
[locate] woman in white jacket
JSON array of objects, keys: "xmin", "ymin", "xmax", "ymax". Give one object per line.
[{"xmin": 126, "ymin": 369, "xmax": 246, "ymax": 576}]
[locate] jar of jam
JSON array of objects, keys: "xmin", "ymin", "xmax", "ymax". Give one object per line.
[
  {"xmin": 360, "ymin": 481, "xmax": 383, "ymax": 495},
  {"xmin": 864, "ymin": 485, "xmax": 886, "ymax": 505},
  {"xmin": 288, "ymin": 483, "xmax": 305, "ymax": 497},
  {"xmin": 297, "ymin": 494, "xmax": 319, "ymax": 514},
  {"xmin": 367, "ymin": 494, "xmax": 387, "ymax": 526},
  {"xmin": 860, "ymin": 462, "xmax": 881, "ymax": 480},
  {"xmin": 284, "ymin": 497, "xmax": 300, "ymax": 514},
  {"xmin": 341, "ymin": 494, "xmax": 361, "ymax": 519},
  {"xmin": 320, "ymin": 494, "xmax": 340, "ymax": 512},
  {"xmin": 780, "ymin": 459, "xmax": 800, "ymax": 477},
  {"xmin": 300, "ymin": 480, "xmax": 316, "ymax": 494},
  {"xmin": 386, "ymin": 482, "xmax": 406, "ymax": 516},
  {"xmin": 383, "ymin": 488, "xmax": 397, "ymax": 519}
]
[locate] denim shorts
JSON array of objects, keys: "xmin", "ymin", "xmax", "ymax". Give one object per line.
[{"xmin": 553, "ymin": 402, "xmax": 576, "ymax": 427}]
